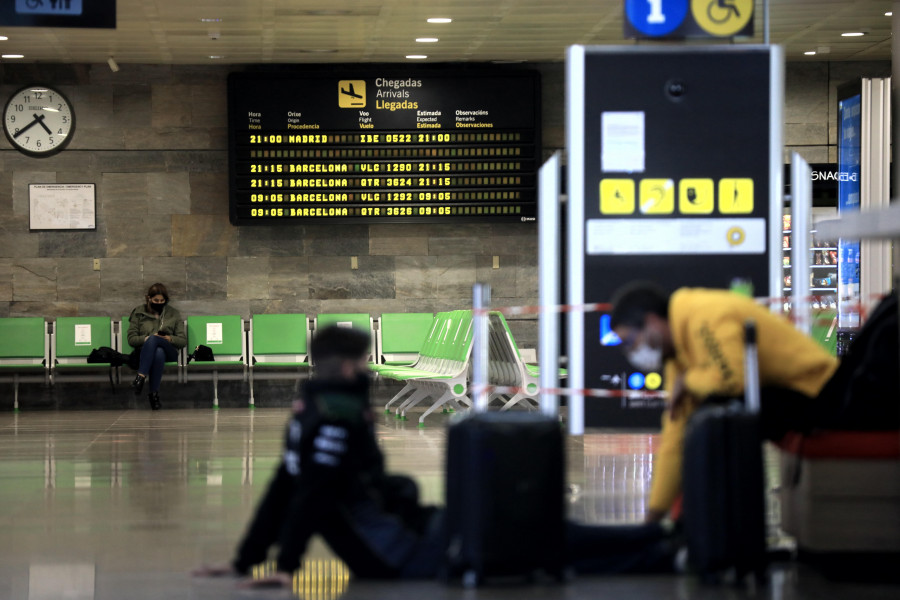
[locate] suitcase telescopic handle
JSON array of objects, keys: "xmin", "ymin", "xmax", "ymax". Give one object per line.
[{"xmin": 743, "ymin": 320, "xmax": 760, "ymax": 413}]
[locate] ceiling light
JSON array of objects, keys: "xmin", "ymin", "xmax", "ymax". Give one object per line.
[
  {"xmin": 304, "ymin": 10, "xmax": 352, "ymax": 16},
  {"xmin": 1, "ymin": 54, "xmax": 24, "ymax": 59},
  {"xmin": 841, "ymin": 32, "xmax": 865, "ymax": 37},
  {"xmin": 887, "ymin": 12, "xmax": 893, "ymax": 17},
  {"xmin": 416, "ymin": 38, "xmax": 439, "ymax": 43},
  {"xmin": 209, "ymin": 55, "xmax": 225, "ymax": 59},
  {"xmin": 200, "ymin": 18, "xmax": 222, "ymax": 22},
  {"xmin": 406, "ymin": 55, "xmax": 428, "ymax": 60},
  {"xmin": 0, "ymin": 36, "xmax": 8, "ymax": 41},
  {"xmin": 427, "ymin": 18, "xmax": 452, "ymax": 24},
  {"xmin": 804, "ymin": 51, "xmax": 816, "ymax": 55}
]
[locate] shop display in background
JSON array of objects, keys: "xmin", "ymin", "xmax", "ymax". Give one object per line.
[{"xmin": 782, "ymin": 214, "xmax": 838, "ymax": 355}]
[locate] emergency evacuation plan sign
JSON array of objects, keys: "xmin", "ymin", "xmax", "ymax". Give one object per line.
[
  {"xmin": 566, "ymin": 45, "xmax": 782, "ymax": 428},
  {"xmin": 624, "ymin": 0, "xmax": 754, "ymax": 39}
]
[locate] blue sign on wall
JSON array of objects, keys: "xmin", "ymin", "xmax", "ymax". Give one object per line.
[
  {"xmin": 624, "ymin": 0, "xmax": 754, "ymax": 39},
  {"xmin": 1, "ymin": 0, "xmax": 113, "ymax": 27},
  {"xmin": 624, "ymin": 0, "xmax": 688, "ymax": 37},
  {"xmin": 837, "ymin": 92, "xmax": 861, "ymax": 329},
  {"xmin": 16, "ymin": 0, "xmax": 83, "ymax": 16}
]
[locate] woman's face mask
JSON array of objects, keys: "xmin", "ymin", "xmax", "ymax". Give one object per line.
[{"xmin": 148, "ymin": 295, "xmax": 167, "ymax": 314}]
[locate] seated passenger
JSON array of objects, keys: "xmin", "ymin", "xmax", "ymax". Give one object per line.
[
  {"xmin": 609, "ymin": 282, "xmax": 839, "ymax": 522},
  {"xmin": 128, "ymin": 283, "xmax": 187, "ymax": 410},
  {"xmin": 194, "ymin": 326, "xmax": 677, "ymax": 588}
]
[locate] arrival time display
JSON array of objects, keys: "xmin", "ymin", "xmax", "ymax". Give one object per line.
[{"xmin": 228, "ymin": 70, "xmax": 540, "ymax": 225}]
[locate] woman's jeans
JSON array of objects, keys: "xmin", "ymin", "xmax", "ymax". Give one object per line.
[{"xmin": 138, "ymin": 336, "xmax": 178, "ymax": 393}]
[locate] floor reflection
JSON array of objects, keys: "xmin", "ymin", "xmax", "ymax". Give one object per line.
[{"xmin": 0, "ymin": 406, "xmax": 893, "ymax": 600}]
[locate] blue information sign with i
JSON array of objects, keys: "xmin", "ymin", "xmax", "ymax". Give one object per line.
[
  {"xmin": 624, "ymin": 0, "xmax": 689, "ymax": 37},
  {"xmin": 625, "ymin": 0, "xmax": 754, "ymax": 39}
]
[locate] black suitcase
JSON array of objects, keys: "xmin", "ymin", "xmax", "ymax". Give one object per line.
[
  {"xmin": 443, "ymin": 411, "xmax": 566, "ymax": 587},
  {"xmin": 682, "ymin": 321, "xmax": 767, "ymax": 582}
]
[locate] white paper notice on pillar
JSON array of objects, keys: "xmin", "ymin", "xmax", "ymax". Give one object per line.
[
  {"xmin": 74, "ymin": 324, "xmax": 91, "ymax": 346},
  {"xmin": 206, "ymin": 323, "xmax": 223, "ymax": 344},
  {"xmin": 601, "ymin": 111, "xmax": 645, "ymax": 173}
]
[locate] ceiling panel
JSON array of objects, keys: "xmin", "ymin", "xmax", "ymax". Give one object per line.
[{"xmin": 0, "ymin": 0, "xmax": 892, "ymax": 66}]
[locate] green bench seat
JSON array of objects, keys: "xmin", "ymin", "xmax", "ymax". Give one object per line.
[
  {"xmin": 249, "ymin": 313, "xmax": 311, "ymax": 406},
  {"xmin": 185, "ymin": 315, "xmax": 246, "ymax": 408},
  {"xmin": 0, "ymin": 317, "xmax": 49, "ymax": 410},
  {"xmin": 380, "ymin": 310, "xmax": 475, "ymax": 426}
]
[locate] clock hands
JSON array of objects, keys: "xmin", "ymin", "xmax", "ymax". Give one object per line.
[
  {"xmin": 13, "ymin": 113, "xmax": 51, "ymax": 139},
  {"xmin": 37, "ymin": 114, "xmax": 53, "ymax": 135}
]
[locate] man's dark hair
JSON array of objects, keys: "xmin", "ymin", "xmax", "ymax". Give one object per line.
[
  {"xmin": 609, "ymin": 282, "xmax": 671, "ymax": 329},
  {"xmin": 311, "ymin": 325, "xmax": 370, "ymax": 376}
]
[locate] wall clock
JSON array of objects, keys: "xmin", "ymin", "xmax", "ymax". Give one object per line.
[{"xmin": 3, "ymin": 85, "xmax": 75, "ymax": 157}]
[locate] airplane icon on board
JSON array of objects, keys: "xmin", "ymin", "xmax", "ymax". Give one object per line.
[{"xmin": 341, "ymin": 83, "xmax": 363, "ymax": 99}]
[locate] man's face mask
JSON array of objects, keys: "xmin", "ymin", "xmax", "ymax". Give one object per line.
[
  {"xmin": 620, "ymin": 323, "xmax": 663, "ymax": 372},
  {"xmin": 626, "ymin": 342, "xmax": 663, "ymax": 372}
]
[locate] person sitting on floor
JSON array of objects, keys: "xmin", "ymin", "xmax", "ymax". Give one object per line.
[{"xmin": 194, "ymin": 325, "xmax": 677, "ymax": 588}]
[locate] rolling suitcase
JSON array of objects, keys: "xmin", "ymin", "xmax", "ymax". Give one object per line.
[
  {"xmin": 682, "ymin": 321, "xmax": 767, "ymax": 582},
  {"xmin": 443, "ymin": 411, "xmax": 566, "ymax": 587}
]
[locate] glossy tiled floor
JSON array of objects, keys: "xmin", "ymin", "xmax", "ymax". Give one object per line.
[{"xmin": 0, "ymin": 396, "xmax": 897, "ymax": 600}]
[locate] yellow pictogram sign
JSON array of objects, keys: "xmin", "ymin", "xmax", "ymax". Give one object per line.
[
  {"xmin": 691, "ymin": 0, "xmax": 754, "ymax": 37},
  {"xmin": 338, "ymin": 80, "xmax": 367, "ymax": 108},
  {"xmin": 718, "ymin": 178, "xmax": 754, "ymax": 214},
  {"xmin": 600, "ymin": 179, "xmax": 636, "ymax": 215},
  {"xmin": 639, "ymin": 179, "xmax": 675, "ymax": 215},
  {"xmin": 678, "ymin": 178, "xmax": 714, "ymax": 214},
  {"xmin": 726, "ymin": 226, "xmax": 746, "ymax": 247},
  {"xmin": 645, "ymin": 372, "xmax": 662, "ymax": 391}
]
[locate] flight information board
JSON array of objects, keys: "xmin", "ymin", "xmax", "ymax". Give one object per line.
[{"xmin": 227, "ymin": 69, "xmax": 540, "ymax": 225}]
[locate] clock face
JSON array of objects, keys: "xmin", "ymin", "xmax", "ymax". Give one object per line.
[{"xmin": 3, "ymin": 85, "xmax": 75, "ymax": 157}]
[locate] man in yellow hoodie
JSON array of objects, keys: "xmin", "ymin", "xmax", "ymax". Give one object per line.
[{"xmin": 609, "ymin": 282, "xmax": 838, "ymax": 522}]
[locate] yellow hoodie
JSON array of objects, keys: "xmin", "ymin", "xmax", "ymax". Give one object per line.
[{"xmin": 648, "ymin": 288, "xmax": 838, "ymax": 515}]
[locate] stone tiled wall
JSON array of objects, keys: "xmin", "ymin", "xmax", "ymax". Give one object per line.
[
  {"xmin": 0, "ymin": 63, "xmax": 542, "ymax": 346},
  {"xmin": 0, "ymin": 60, "xmax": 888, "ymax": 352},
  {"xmin": 785, "ymin": 61, "xmax": 891, "ymax": 164}
]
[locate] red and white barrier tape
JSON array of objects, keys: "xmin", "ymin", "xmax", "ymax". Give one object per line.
[
  {"xmin": 473, "ymin": 302, "xmax": 611, "ymax": 317},
  {"xmin": 475, "ymin": 293, "xmax": 885, "ymax": 323}
]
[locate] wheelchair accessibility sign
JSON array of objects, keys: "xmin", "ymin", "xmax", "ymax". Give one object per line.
[
  {"xmin": 16, "ymin": 0, "xmax": 83, "ymax": 16},
  {"xmin": 624, "ymin": 0, "xmax": 753, "ymax": 39}
]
